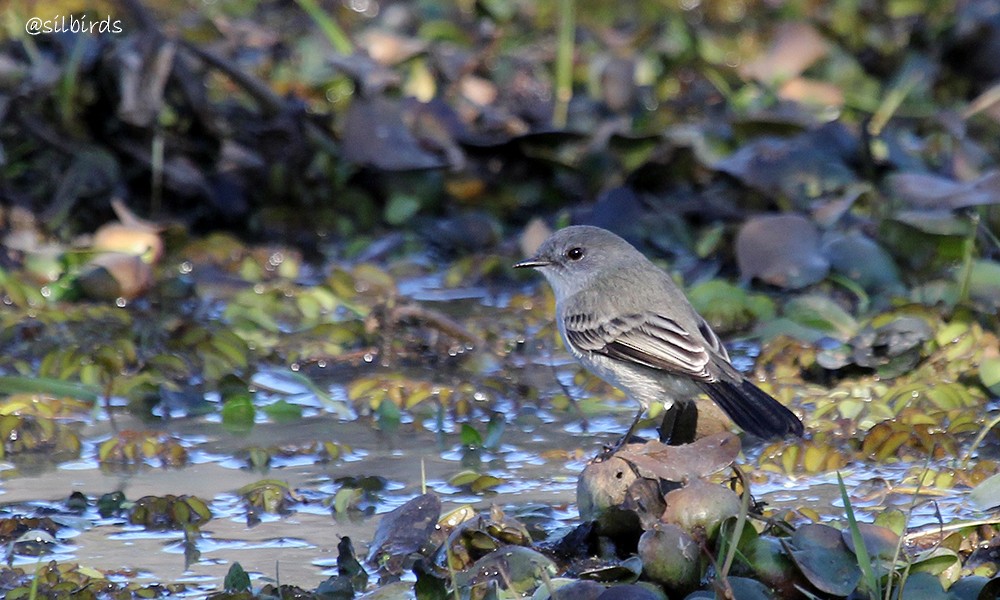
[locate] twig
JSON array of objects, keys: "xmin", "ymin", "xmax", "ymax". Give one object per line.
[
  {"xmin": 177, "ymin": 41, "xmax": 286, "ymax": 117},
  {"xmin": 388, "ymin": 304, "xmax": 486, "ymax": 349},
  {"xmin": 298, "ymin": 347, "xmax": 380, "ymax": 366},
  {"xmin": 545, "ymin": 338, "xmax": 589, "ymax": 429},
  {"xmin": 904, "ymin": 516, "xmax": 1000, "ymax": 543}
]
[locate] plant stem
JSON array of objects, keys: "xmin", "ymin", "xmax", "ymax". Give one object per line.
[
  {"xmin": 58, "ymin": 34, "xmax": 87, "ymax": 127},
  {"xmin": 957, "ymin": 212, "xmax": 979, "ymax": 305},
  {"xmin": 838, "ymin": 472, "xmax": 879, "ymax": 598},
  {"xmin": 553, "ymin": 0, "xmax": 575, "ymax": 128},
  {"xmin": 721, "ymin": 465, "xmax": 751, "ymax": 578},
  {"xmin": 868, "ymin": 71, "xmax": 922, "ymax": 137},
  {"xmin": 884, "ymin": 458, "xmax": 928, "ymax": 600},
  {"xmin": 296, "ymin": 0, "xmax": 353, "ymax": 55},
  {"xmin": 961, "ymin": 413, "xmax": 1000, "ymax": 469}
]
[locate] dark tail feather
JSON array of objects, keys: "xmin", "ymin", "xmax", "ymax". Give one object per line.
[{"xmin": 697, "ymin": 379, "xmax": 803, "ymax": 438}]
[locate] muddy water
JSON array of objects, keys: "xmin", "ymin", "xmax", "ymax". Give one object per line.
[
  {"xmin": 0, "ymin": 393, "xmax": 599, "ymax": 591},
  {"xmin": 2, "ymin": 388, "xmax": 987, "ymax": 593}
]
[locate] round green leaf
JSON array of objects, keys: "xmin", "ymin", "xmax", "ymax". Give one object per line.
[
  {"xmin": 221, "ymin": 395, "xmax": 256, "ymax": 433},
  {"xmin": 979, "ymin": 357, "xmax": 1000, "ymax": 394},
  {"xmin": 384, "ymin": 194, "xmax": 422, "ymax": 225}
]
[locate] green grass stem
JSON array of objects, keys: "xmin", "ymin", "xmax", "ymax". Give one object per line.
[
  {"xmin": 296, "ymin": 0, "xmax": 353, "ymax": 55},
  {"xmin": 553, "ymin": 0, "xmax": 575, "ymax": 128},
  {"xmin": 721, "ymin": 465, "xmax": 752, "ymax": 579},
  {"xmin": 838, "ymin": 472, "xmax": 880, "ymax": 598}
]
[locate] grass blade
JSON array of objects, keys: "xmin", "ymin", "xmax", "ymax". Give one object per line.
[
  {"xmin": 838, "ymin": 472, "xmax": 879, "ymax": 598},
  {"xmin": 0, "ymin": 375, "xmax": 101, "ymax": 402}
]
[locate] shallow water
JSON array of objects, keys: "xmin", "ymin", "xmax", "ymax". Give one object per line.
[
  {"xmin": 0, "ymin": 271, "xmax": 992, "ymax": 593},
  {"xmin": 3, "ymin": 388, "xmax": 987, "ymax": 593},
  {"xmin": 0, "ymin": 386, "xmax": 589, "ymax": 591}
]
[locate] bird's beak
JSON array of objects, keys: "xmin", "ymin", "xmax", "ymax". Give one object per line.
[{"xmin": 513, "ymin": 256, "xmax": 550, "ymax": 269}]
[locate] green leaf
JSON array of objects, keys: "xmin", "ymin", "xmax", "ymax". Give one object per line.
[
  {"xmin": 981, "ymin": 359, "xmax": 1000, "ymax": 395},
  {"xmin": 471, "ymin": 474, "xmax": 504, "ymax": 493},
  {"xmin": 873, "ymin": 508, "xmax": 907, "ymax": 537},
  {"xmin": 483, "ymin": 413, "xmax": 506, "ymax": 450},
  {"xmin": 478, "ymin": 0, "xmax": 515, "ymax": 22},
  {"xmin": 377, "ymin": 398, "xmax": 400, "ymax": 433},
  {"xmin": 754, "ymin": 317, "xmax": 829, "ymax": 344},
  {"xmin": 97, "ymin": 491, "xmax": 127, "ymax": 518},
  {"xmin": 784, "ymin": 295, "xmax": 859, "ymax": 339},
  {"xmin": 893, "ymin": 210, "xmax": 973, "ymax": 236},
  {"xmin": 294, "ymin": 0, "xmax": 353, "ymax": 54},
  {"xmin": 694, "ymin": 223, "xmax": 726, "ymax": 258},
  {"xmin": 384, "ymin": 194, "xmax": 422, "ymax": 226},
  {"xmin": 968, "ymin": 260, "xmax": 1000, "ymax": 304},
  {"xmin": 224, "ymin": 562, "xmax": 251, "ymax": 592},
  {"xmin": 414, "ymin": 558, "xmax": 449, "ymax": 600},
  {"xmin": 970, "ymin": 473, "xmax": 1000, "ymax": 510},
  {"xmin": 333, "ymin": 486, "xmax": 363, "ymax": 514},
  {"xmin": 221, "ymin": 395, "xmax": 256, "ymax": 433},
  {"xmin": 263, "ymin": 399, "xmax": 303, "ymax": 423},
  {"xmin": 909, "ymin": 547, "xmax": 960, "ymax": 575},
  {"xmin": 688, "ymin": 279, "xmax": 775, "ymax": 332},
  {"xmin": 448, "ymin": 470, "xmax": 481, "ymax": 487},
  {"xmin": 837, "ymin": 472, "xmax": 878, "ymax": 596},
  {"xmin": 823, "ymin": 231, "xmax": 902, "ymax": 292},
  {"xmin": 460, "ymin": 423, "xmax": 482, "ymax": 447},
  {"xmin": 210, "ymin": 329, "xmax": 250, "ymax": 370},
  {"xmin": 256, "ymin": 369, "xmax": 353, "ymax": 419}
]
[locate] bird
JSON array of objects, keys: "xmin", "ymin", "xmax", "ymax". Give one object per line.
[{"xmin": 514, "ymin": 225, "xmax": 803, "ymax": 447}]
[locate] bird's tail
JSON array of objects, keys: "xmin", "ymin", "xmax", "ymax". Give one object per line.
[{"xmin": 696, "ymin": 379, "xmax": 803, "ymax": 438}]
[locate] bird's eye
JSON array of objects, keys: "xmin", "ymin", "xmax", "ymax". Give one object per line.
[{"xmin": 565, "ymin": 247, "xmax": 584, "ymax": 261}]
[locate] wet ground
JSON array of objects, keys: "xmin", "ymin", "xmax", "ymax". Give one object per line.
[
  {"xmin": 1, "ymin": 375, "xmax": 988, "ymax": 594},
  {"xmin": 1, "ymin": 258, "xmax": 996, "ymax": 595},
  {"xmin": 1, "ymin": 390, "xmax": 595, "ymax": 591}
]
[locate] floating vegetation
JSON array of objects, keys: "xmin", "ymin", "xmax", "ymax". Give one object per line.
[
  {"xmin": 1, "ymin": 561, "xmax": 186, "ymax": 600},
  {"xmin": 0, "ymin": 414, "xmax": 81, "ymax": 460},
  {"xmin": 129, "ymin": 495, "xmax": 212, "ymax": 530},
  {"xmin": 98, "ymin": 431, "xmax": 189, "ymax": 468}
]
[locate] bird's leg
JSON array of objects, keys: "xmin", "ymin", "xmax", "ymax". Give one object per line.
[
  {"xmin": 658, "ymin": 402, "xmax": 698, "ymax": 445},
  {"xmin": 597, "ymin": 406, "xmax": 646, "ymax": 461},
  {"xmin": 658, "ymin": 403, "xmax": 678, "ymax": 444},
  {"xmin": 618, "ymin": 406, "xmax": 646, "ymax": 448}
]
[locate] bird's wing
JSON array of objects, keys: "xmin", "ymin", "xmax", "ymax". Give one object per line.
[
  {"xmin": 564, "ymin": 312, "xmax": 716, "ymax": 381},
  {"xmin": 695, "ymin": 316, "xmax": 730, "ymax": 362}
]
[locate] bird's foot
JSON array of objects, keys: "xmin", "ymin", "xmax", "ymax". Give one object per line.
[
  {"xmin": 593, "ymin": 433, "xmax": 633, "ymax": 462},
  {"xmin": 594, "ymin": 447, "xmax": 617, "ymax": 462}
]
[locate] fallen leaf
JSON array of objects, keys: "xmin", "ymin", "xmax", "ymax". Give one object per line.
[
  {"xmin": 888, "ymin": 170, "xmax": 1000, "ymax": 209},
  {"xmin": 736, "ymin": 214, "xmax": 829, "ymax": 288},
  {"xmin": 366, "ymin": 492, "xmax": 441, "ymax": 574},
  {"xmin": 740, "ymin": 22, "xmax": 830, "ymax": 83},
  {"xmin": 616, "ymin": 432, "xmax": 741, "ymax": 482}
]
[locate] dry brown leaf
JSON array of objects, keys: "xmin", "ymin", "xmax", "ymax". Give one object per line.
[
  {"xmin": 616, "ymin": 432, "xmax": 741, "ymax": 482},
  {"xmin": 740, "ymin": 22, "xmax": 829, "ymax": 83}
]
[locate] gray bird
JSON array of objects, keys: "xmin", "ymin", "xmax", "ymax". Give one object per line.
[{"xmin": 514, "ymin": 225, "xmax": 803, "ymax": 446}]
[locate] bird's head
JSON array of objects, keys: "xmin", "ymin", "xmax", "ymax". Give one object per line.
[{"xmin": 513, "ymin": 225, "xmax": 641, "ymax": 300}]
